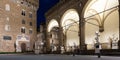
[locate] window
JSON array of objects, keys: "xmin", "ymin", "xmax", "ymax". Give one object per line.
[
  {"xmin": 22, "ymin": 19, "xmax": 25, "ymax": 24},
  {"xmin": 21, "ymin": 9, "xmax": 25, "ymax": 16},
  {"xmin": 29, "ymin": 29, "xmax": 32, "ymax": 34},
  {"xmin": 21, "ymin": 1, "xmax": 24, "ymax": 4},
  {"xmin": 5, "ymin": 4, "xmax": 10, "ymax": 11},
  {"xmin": 3, "ymin": 36, "xmax": 12, "ymax": 40},
  {"xmin": 30, "ymin": 22, "xmax": 32, "ymax": 26},
  {"xmin": 21, "ymin": 27, "xmax": 25, "ymax": 33},
  {"xmin": 29, "ymin": 12, "xmax": 32, "ymax": 18},
  {"xmin": 5, "ymin": 25, "xmax": 10, "ymax": 31},
  {"xmin": 21, "ymin": 0, "xmax": 24, "ymax": 4}
]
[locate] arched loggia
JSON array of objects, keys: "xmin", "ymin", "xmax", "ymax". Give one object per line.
[
  {"xmin": 47, "ymin": 19, "xmax": 59, "ymax": 32},
  {"xmin": 83, "ymin": 0, "xmax": 119, "ymax": 50},
  {"xmin": 61, "ymin": 9, "xmax": 79, "ymax": 51},
  {"xmin": 47, "ymin": 19, "xmax": 59, "ymax": 52}
]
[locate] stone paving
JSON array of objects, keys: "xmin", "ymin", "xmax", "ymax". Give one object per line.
[{"xmin": 0, "ymin": 54, "xmax": 120, "ymax": 60}]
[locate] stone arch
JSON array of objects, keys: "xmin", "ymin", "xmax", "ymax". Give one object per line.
[
  {"xmin": 61, "ymin": 9, "xmax": 79, "ymax": 51},
  {"xmin": 47, "ymin": 19, "xmax": 60, "ymax": 52},
  {"xmin": 61, "ymin": 9, "xmax": 79, "ymax": 27},
  {"xmin": 82, "ymin": 0, "xmax": 119, "ymax": 50},
  {"xmin": 47, "ymin": 19, "xmax": 59, "ymax": 32}
]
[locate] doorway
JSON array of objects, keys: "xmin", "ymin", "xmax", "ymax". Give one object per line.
[{"xmin": 21, "ymin": 43, "xmax": 26, "ymax": 52}]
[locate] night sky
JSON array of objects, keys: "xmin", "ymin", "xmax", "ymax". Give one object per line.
[{"xmin": 37, "ymin": 0, "xmax": 59, "ymax": 27}]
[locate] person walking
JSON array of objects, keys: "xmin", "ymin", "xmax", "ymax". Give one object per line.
[
  {"xmin": 73, "ymin": 43, "xmax": 76, "ymax": 56},
  {"xmin": 95, "ymin": 43, "xmax": 101, "ymax": 58}
]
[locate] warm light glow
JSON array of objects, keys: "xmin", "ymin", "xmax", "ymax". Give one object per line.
[
  {"xmin": 61, "ymin": 9, "xmax": 79, "ymax": 27},
  {"xmin": 84, "ymin": 0, "xmax": 119, "ymax": 18},
  {"xmin": 61, "ymin": 9, "xmax": 79, "ymax": 47},
  {"xmin": 66, "ymin": 25, "xmax": 79, "ymax": 46},
  {"xmin": 48, "ymin": 19, "xmax": 59, "ymax": 32},
  {"xmin": 84, "ymin": 0, "xmax": 119, "ymax": 49}
]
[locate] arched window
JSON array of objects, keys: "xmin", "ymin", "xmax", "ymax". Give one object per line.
[
  {"xmin": 5, "ymin": 4, "xmax": 10, "ymax": 11},
  {"xmin": 22, "ymin": 19, "xmax": 25, "ymax": 24},
  {"xmin": 29, "ymin": 12, "xmax": 32, "ymax": 18},
  {"xmin": 21, "ymin": 9, "xmax": 25, "ymax": 16},
  {"xmin": 29, "ymin": 29, "xmax": 33, "ymax": 34},
  {"xmin": 21, "ymin": 27, "xmax": 25, "ymax": 33},
  {"xmin": 29, "ymin": 22, "xmax": 32, "ymax": 26}
]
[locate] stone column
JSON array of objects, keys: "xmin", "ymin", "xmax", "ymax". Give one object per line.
[
  {"xmin": 79, "ymin": 0, "xmax": 88, "ymax": 51},
  {"xmin": 45, "ymin": 32, "xmax": 51, "ymax": 53},
  {"xmin": 119, "ymin": 0, "xmax": 120, "ymax": 39},
  {"xmin": 77, "ymin": 4, "xmax": 86, "ymax": 50},
  {"xmin": 80, "ymin": 18, "xmax": 86, "ymax": 50},
  {"xmin": 58, "ymin": 27, "xmax": 64, "ymax": 53},
  {"xmin": 60, "ymin": 27, "xmax": 64, "ymax": 46}
]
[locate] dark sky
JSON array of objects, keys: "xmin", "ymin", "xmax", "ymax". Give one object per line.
[{"xmin": 37, "ymin": 0, "xmax": 59, "ymax": 27}]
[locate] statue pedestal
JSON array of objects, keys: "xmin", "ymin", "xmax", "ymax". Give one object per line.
[{"xmin": 112, "ymin": 42, "xmax": 118, "ymax": 49}]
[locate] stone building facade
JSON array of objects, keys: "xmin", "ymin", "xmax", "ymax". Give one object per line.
[
  {"xmin": 45, "ymin": 0, "xmax": 120, "ymax": 53},
  {"xmin": 35, "ymin": 23, "xmax": 46, "ymax": 54},
  {"xmin": 0, "ymin": 0, "xmax": 39, "ymax": 52}
]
